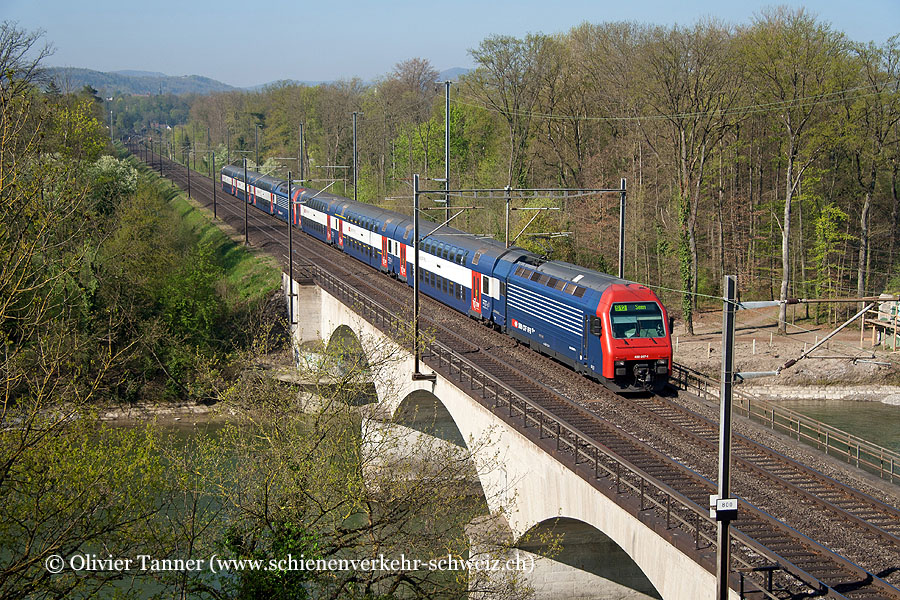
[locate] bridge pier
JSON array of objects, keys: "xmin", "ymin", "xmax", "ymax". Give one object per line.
[{"xmin": 283, "ymin": 273, "xmax": 322, "ymax": 351}]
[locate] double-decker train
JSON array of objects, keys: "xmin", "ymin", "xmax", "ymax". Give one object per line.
[{"xmin": 221, "ymin": 164, "xmax": 672, "ymax": 392}]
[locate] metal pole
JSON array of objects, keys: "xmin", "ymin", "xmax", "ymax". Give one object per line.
[
  {"xmin": 244, "ymin": 158, "xmax": 249, "ymax": 246},
  {"xmin": 352, "ymin": 111, "xmax": 358, "ymax": 202},
  {"xmin": 212, "ymin": 151, "xmax": 217, "ymax": 219},
  {"xmin": 716, "ymin": 274, "xmax": 737, "ymax": 600},
  {"xmin": 109, "ymin": 110, "xmax": 113, "ymax": 141},
  {"xmin": 226, "ymin": 129, "xmax": 230, "ymax": 165},
  {"xmin": 414, "ymin": 173, "xmax": 421, "ymax": 375},
  {"xmin": 299, "ymin": 122, "xmax": 304, "ymax": 184},
  {"xmin": 187, "ymin": 149, "xmax": 191, "ymax": 198},
  {"xmin": 288, "ymin": 170, "xmax": 294, "ymax": 327},
  {"xmin": 445, "ymin": 80, "xmax": 451, "ymax": 223},
  {"xmin": 207, "ymin": 127, "xmax": 211, "ymax": 177},
  {"xmin": 505, "ymin": 185, "xmax": 511, "ymax": 248},
  {"xmin": 619, "ymin": 178, "xmax": 626, "ymax": 279},
  {"xmin": 255, "ymin": 124, "xmax": 259, "ymax": 170}
]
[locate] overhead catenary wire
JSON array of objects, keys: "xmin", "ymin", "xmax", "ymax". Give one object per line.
[{"xmin": 452, "ymin": 77, "xmax": 899, "ymax": 123}]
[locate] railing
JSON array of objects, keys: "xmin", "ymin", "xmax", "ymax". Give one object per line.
[
  {"xmin": 670, "ymin": 363, "xmax": 899, "ymax": 484},
  {"xmin": 300, "ymin": 267, "xmax": 854, "ymax": 599}
]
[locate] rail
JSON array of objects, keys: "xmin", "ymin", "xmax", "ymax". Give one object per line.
[
  {"xmin": 301, "ymin": 265, "xmax": 872, "ymax": 599},
  {"xmin": 670, "ymin": 363, "xmax": 899, "ymax": 484}
]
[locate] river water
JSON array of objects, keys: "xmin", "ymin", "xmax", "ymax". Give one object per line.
[{"xmin": 778, "ymin": 399, "xmax": 900, "ymax": 453}]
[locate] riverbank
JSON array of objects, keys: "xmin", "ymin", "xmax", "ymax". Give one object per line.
[{"xmin": 673, "ymin": 305, "xmax": 900, "ymax": 392}]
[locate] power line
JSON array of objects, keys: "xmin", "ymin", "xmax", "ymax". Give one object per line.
[{"xmin": 453, "ymin": 78, "xmax": 898, "ymax": 123}]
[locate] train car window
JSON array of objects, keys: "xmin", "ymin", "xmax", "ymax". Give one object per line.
[
  {"xmin": 405, "ymin": 225, "xmax": 413, "ymax": 239},
  {"xmin": 418, "ymin": 267, "xmax": 423, "ymax": 281},
  {"xmin": 442, "ymin": 247, "xmax": 449, "ymax": 260},
  {"xmin": 547, "ymin": 277, "xmax": 559, "ymax": 288},
  {"xmin": 537, "ymin": 274, "xmax": 550, "ymax": 285},
  {"xmin": 442, "ymin": 278, "xmax": 448, "ymax": 294},
  {"xmin": 554, "ymin": 279, "xmax": 567, "ymax": 290},
  {"xmin": 573, "ymin": 286, "xmax": 586, "ymax": 298},
  {"xmin": 589, "ymin": 316, "xmax": 602, "ymax": 336},
  {"xmin": 530, "ymin": 271, "xmax": 542, "ymax": 282},
  {"xmin": 449, "ymin": 248, "xmax": 456, "ymax": 262},
  {"xmin": 482, "ymin": 276, "xmax": 490, "ymax": 295},
  {"xmin": 472, "ymin": 251, "xmax": 482, "ymax": 266}
]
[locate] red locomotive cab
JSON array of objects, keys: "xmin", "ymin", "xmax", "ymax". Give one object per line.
[{"xmin": 598, "ymin": 284, "xmax": 672, "ymax": 391}]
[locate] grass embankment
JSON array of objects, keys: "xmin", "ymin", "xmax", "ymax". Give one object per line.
[
  {"xmin": 107, "ymin": 144, "xmax": 282, "ymax": 402},
  {"xmin": 120, "ymin": 145, "xmax": 280, "ymax": 306}
]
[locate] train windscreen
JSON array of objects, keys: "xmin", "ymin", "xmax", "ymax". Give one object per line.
[{"xmin": 610, "ymin": 303, "xmax": 665, "ymax": 339}]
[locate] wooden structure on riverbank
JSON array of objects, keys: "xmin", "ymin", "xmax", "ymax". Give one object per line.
[{"xmin": 863, "ymin": 295, "xmax": 900, "ymax": 350}]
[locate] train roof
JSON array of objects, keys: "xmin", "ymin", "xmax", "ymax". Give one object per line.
[
  {"xmin": 521, "ymin": 258, "xmax": 635, "ymax": 294},
  {"xmin": 220, "ymin": 166, "xmax": 643, "ymax": 296}
]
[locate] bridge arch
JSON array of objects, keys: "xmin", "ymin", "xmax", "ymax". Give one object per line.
[
  {"xmin": 393, "ymin": 389, "xmax": 468, "ymax": 448},
  {"xmin": 517, "ymin": 517, "xmax": 661, "ymax": 599},
  {"xmin": 322, "ymin": 324, "xmax": 377, "ymax": 405}
]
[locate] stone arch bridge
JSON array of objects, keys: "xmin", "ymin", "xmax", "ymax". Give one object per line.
[{"xmin": 284, "ymin": 272, "xmax": 740, "ymax": 600}]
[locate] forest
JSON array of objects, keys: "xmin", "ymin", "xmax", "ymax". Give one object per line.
[{"xmin": 119, "ymin": 8, "xmax": 900, "ymax": 334}]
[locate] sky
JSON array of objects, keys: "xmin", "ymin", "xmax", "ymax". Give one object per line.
[{"xmin": 3, "ymin": 0, "xmax": 899, "ymax": 88}]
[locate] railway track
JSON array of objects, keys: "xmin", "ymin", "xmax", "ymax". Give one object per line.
[{"xmin": 131, "ymin": 144, "xmax": 900, "ymax": 599}]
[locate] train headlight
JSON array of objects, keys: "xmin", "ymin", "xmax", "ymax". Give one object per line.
[
  {"xmin": 656, "ymin": 359, "xmax": 668, "ymax": 374},
  {"xmin": 614, "ymin": 360, "xmax": 626, "ymax": 376}
]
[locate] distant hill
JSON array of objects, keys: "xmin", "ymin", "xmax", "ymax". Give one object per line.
[
  {"xmin": 45, "ymin": 66, "xmax": 472, "ymax": 96},
  {"xmin": 110, "ymin": 69, "xmax": 168, "ymax": 78},
  {"xmin": 46, "ymin": 67, "xmax": 236, "ymax": 96}
]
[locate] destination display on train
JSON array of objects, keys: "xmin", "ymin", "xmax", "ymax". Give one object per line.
[{"xmin": 614, "ymin": 304, "xmax": 650, "ymax": 311}]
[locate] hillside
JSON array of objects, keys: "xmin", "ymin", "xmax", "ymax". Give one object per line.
[{"xmin": 47, "ymin": 67, "xmax": 236, "ymax": 96}]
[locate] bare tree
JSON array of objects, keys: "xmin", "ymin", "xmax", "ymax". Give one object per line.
[
  {"xmin": 740, "ymin": 8, "xmax": 846, "ymax": 333},
  {"xmin": 842, "ymin": 36, "xmax": 900, "ymax": 300},
  {"xmin": 467, "ymin": 34, "xmax": 553, "ymax": 187},
  {"xmin": 639, "ymin": 21, "xmax": 743, "ymax": 334}
]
